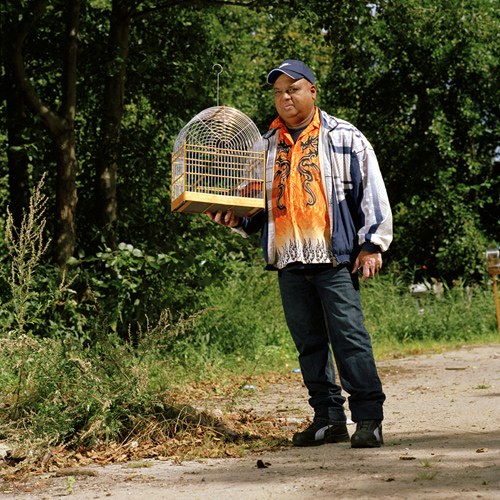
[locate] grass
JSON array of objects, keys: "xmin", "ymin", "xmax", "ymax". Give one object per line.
[
  {"xmin": 415, "ymin": 471, "xmax": 437, "ymax": 481},
  {"xmin": 360, "ymin": 272, "xmax": 500, "ymax": 360},
  {"xmin": 124, "ymin": 461, "xmax": 154, "ymax": 468},
  {"xmin": 474, "ymin": 380, "xmax": 491, "ymax": 389},
  {"xmin": 1, "ymin": 184, "xmax": 499, "ymax": 475},
  {"xmin": 419, "ymin": 457, "xmax": 441, "ymax": 468}
]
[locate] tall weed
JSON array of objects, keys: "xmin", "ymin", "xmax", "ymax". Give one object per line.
[
  {"xmin": 1, "ymin": 175, "xmax": 50, "ymax": 334},
  {"xmin": 0, "ymin": 310, "xmax": 219, "ymax": 462}
]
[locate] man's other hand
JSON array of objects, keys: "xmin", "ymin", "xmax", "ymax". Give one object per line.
[
  {"xmin": 207, "ymin": 210, "xmax": 240, "ymax": 228},
  {"xmin": 352, "ymin": 250, "xmax": 382, "ymax": 282}
]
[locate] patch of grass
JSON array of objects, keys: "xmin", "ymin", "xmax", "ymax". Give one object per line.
[
  {"xmin": 65, "ymin": 476, "xmax": 75, "ymax": 494},
  {"xmin": 171, "ymin": 262, "xmax": 500, "ymax": 383},
  {"xmin": 124, "ymin": 461, "xmax": 154, "ymax": 468},
  {"xmin": 474, "ymin": 380, "xmax": 491, "ymax": 389},
  {"xmin": 419, "ymin": 457, "xmax": 441, "ymax": 468},
  {"xmin": 415, "ymin": 471, "xmax": 437, "ymax": 481}
]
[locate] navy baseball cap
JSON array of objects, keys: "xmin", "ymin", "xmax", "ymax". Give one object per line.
[{"xmin": 267, "ymin": 59, "xmax": 315, "ymax": 85}]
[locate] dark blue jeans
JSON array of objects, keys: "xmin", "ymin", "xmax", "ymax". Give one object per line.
[{"xmin": 278, "ymin": 265, "xmax": 385, "ymax": 424}]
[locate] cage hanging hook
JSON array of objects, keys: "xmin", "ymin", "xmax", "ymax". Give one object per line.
[{"xmin": 212, "ymin": 64, "xmax": 223, "ymax": 107}]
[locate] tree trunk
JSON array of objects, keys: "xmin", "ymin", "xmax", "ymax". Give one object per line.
[
  {"xmin": 52, "ymin": 0, "xmax": 80, "ymax": 267},
  {"xmin": 6, "ymin": 0, "xmax": 81, "ymax": 268},
  {"xmin": 95, "ymin": 0, "xmax": 132, "ymax": 251},
  {"xmin": 53, "ymin": 131, "xmax": 78, "ymax": 267}
]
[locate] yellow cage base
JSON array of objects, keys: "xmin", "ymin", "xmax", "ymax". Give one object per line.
[{"xmin": 171, "ymin": 191, "xmax": 264, "ymax": 218}]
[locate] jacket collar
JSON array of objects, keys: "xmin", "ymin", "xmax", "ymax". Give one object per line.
[{"xmin": 318, "ymin": 108, "xmax": 339, "ymax": 132}]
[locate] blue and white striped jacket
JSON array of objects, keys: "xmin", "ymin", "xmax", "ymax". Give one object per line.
[{"xmin": 237, "ymin": 108, "xmax": 393, "ymax": 268}]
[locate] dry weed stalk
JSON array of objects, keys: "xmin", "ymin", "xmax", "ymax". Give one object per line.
[{"xmin": 3, "ymin": 174, "xmax": 50, "ymax": 334}]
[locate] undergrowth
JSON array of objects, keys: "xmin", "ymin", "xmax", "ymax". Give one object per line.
[{"xmin": 0, "ymin": 181, "xmax": 499, "ymax": 474}]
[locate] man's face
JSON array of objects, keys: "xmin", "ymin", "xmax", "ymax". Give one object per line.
[{"xmin": 273, "ymin": 74, "xmax": 316, "ymax": 129}]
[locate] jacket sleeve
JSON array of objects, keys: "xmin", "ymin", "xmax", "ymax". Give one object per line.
[
  {"xmin": 354, "ymin": 138, "xmax": 393, "ymax": 253},
  {"xmin": 231, "ymin": 210, "xmax": 266, "ymax": 238}
]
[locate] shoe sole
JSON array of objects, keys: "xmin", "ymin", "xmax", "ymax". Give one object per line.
[
  {"xmin": 350, "ymin": 436, "xmax": 384, "ymax": 448},
  {"xmin": 293, "ymin": 434, "xmax": 350, "ymax": 447}
]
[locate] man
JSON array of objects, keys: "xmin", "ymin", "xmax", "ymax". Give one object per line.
[{"xmin": 208, "ymin": 60, "xmax": 392, "ymax": 448}]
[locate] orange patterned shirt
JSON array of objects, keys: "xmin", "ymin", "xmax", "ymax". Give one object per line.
[{"xmin": 270, "ymin": 108, "xmax": 333, "ymax": 269}]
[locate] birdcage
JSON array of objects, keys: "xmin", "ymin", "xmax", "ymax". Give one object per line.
[{"xmin": 171, "ymin": 105, "xmax": 265, "ymax": 218}]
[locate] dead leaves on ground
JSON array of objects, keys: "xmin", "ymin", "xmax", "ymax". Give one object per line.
[
  {"xmin": 1, "ymin": 372, "xmax": 295, "ymax": 481},
  {"xmin": 0, "ymin": 406, "xmax": 291, "ymax": 482}
]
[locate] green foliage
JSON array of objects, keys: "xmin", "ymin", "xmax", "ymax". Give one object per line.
[
  {"xmin": 64, "ymin": 230, "xmax": 259, "ymax": 339},
  {"xmin": 172, "ymin": 261, "xmax": 294, "ymax": 378},
  {"xmin": 0, "ymin": 190, "xmax": 224, "ymax": 447},
  {"xmin": 361, "ymin": 272, "xmax": 499, "ymax": 350},
  {"xmin": 0, "ymin": 194, "xmax": 287, "ymax": 452},
  {"xmin": 316, "ymin": 0, "xmax": 500, "ymax": 281},
  {"xmin": 2, "ymin": 0, "xmax": 500, "ymax": 285}
]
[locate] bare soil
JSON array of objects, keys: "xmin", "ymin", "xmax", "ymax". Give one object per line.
[{"xmin": 2, "ymin": 344, "xmax": 500, "ymax": 500}]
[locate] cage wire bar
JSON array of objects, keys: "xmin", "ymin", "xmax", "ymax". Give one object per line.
[{"xmin": 171, "ymin": 105, "xmax": 265, "ymax": 217}]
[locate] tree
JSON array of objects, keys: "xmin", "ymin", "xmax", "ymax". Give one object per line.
[
  {"xmin": 2, "ymin": 0, "xmax": 267, "ymax": 261},
  {"xmin": 315, "ymin": 0, "xmax": 500, "ymax": 280},
  {"xmin": 93, "ymin": 0, "xmax": 131, "ymax": 252},
  {"xmin": 4, "ymin": 0, "xmax": 81, "ymax": 268},
  {"xmin": 93, "ymin": 0, "xmax": 268, "ymax": 252}
]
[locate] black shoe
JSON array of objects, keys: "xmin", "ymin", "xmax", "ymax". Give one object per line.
[
  {"xmin": 293, "ymin": 421, "xmax": 350, "ymax": 447},
  {"xmin": 350, "ymin": 420, "xmax": 383, "ymax": 448}
]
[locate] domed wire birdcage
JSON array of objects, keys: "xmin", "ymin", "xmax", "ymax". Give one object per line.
[{"xmin": 171, "ymin": 104, "xmax": 265, "ymax": 217}]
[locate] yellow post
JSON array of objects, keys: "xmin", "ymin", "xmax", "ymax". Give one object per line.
[{"xmin": 492, "ymin": 273, "xmax": 500, "ymax": 336}]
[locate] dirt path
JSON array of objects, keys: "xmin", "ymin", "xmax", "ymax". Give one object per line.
[{"xmin": 3, "ymin": 344, "xmax": 500, "ymax": 499}]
